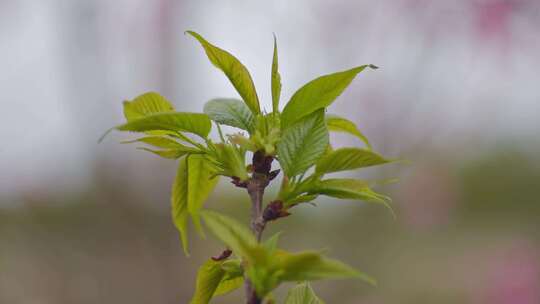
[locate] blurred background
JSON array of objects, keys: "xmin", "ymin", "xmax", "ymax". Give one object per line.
[{"xmin": 1, "ymin": 0, "xmax": 540, "ymax": 303}]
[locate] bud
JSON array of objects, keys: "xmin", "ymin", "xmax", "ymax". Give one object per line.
[
  {"xmin": 211, "ymin": 249, "xmax": 232, "ymax": 261},
  {"xmin": 263, "ymin": 200, "xmax": 291, "ymax": 222},
  {"xmin": 231, "ymin": 176, "xmax": 248, "ymax": 188},
  {"xmin": 268, "ymin": 169, "xmax": 280, "ymax": 181},
  {"xmin": 252, "ymin": 150, "xmax": 274, "ymax": 174}
]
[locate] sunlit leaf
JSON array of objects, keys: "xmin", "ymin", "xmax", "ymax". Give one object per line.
[
  {"xmin": 209, "ymin": 143, "xmax": 248, "ymax": 181},
  {"xmin": 190, "ymin": 260, "xmax": 226, "ymax": 304},
  {"xmin": 281, "ymin": 65, "xmax": 377, "ymax": 128},
  {"xmin": 171, "ymin": 157, "xmax": 190, "ymax": 255},
  {"xmin": 190, "ymin": 257, "xmax": 244, "ymax": 304},
  {"xmin": 316, "ymin": 147, "xmax": 391, "ymax": 174},
  {"xmin": 187, "ymin": 155, "xmax": 220, "ymax": 233},
  {"xmin": 201, "ymin": 210, "xmax": 257, "ymax": 259},
  {"xmin": 285, "ymin": 282, "xmax": 325, "ymax": 304},
  {"xmin": 124, "ymin": 136, "xmax": 202, "ymax": 159},
  {"xmin": 263, "ymin": 232, "xmax": 282, "ymax": 254},
  {"xmin": 277, "ymin": 109, "xmax": 329, "ymax": 177},
  {"xmin": 308, "ymin": 178, "xmax": 394, "ymax": 216},
  {"xmin": 122, "ymin": 136, "xmax": 183, "ymax": 149},
  {"xmin": 213, "ymin": 276, "xmax": 243, "ymax": 296},
  {"xmin": 285, "ymin": 194, "xmax": 319, "ymax": 207},
  {"xmin": 326, "ymin": 114, "xmax": 371, "ymax": 149},
  {"xmin": 203, "ymin": 98, "xmax": 255, "ymax": 132},
  {"xmin": 171, "ymin": 155, "xmax": 219, "ymax": 255},
  {"xmin": 220, "ymin": 259, "xmax": 243, "ymax": 278},
  {"xmin": 123, "ymin": 92, "xmax": 175, "ymax": 121},
  {"xmin": 187, "ymin": 31, "xmax": 260, "ymax": 114},
  {"xmin": 116, "ymin": 112, "xmax": 212, "ymax": 138},
  {"xmin": 271, "ymin": 34, "xmax": 281, "ymax": 113},
  {"xmin": 251, "ymin": 113, "xmax": 281, "ymax": 155},
  {"xmin": 277, "ymin": 251, "xmax": 376, "ymax": 285},
  {"xmin": 137, "ymin": 147, "xmax": 200, "ymax": 159}
]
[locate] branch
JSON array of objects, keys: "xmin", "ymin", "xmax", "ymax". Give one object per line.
[{"xmin": 243, "ymin": 151, "xmax": 275, "ymax": 304}]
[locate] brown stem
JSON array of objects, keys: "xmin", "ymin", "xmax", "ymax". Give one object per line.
[
  {"xmin": 247, "ymin": 174, "xmax": 268, "ymax": 242},
  {"xmin": 243, "ymin": 151, "xmax": 273, "ymax": 304}
]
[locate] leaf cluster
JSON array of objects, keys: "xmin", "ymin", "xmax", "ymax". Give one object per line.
[{"xmin": 104, "ymin": 31, "xmax": 396, "ymax": 303}]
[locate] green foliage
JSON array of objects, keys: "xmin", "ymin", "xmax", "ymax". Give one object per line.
[
  {"xmin": 326, "ymin": 114, "xmax": 371, "ymax": 149},
  {"xmin": 171, "ymin": 156, "xmax": 219, "ymax": 255},
  {"xmin": 123, "ymin": 136, "xmax": 203, "ymax": 159},
  {"xmin": 137, "ymin": 147, "xmax": 199, "ymax": 159},
  {"xmin": 251, "ymin": 114, "xmax": 281, "ymax": 155},
  {"xmin": 191, "ymin": 259, "xmax": 244, "ymax": 304},
  {"xmin": 186, "ymin": 155, "xmax": 220, "ymax": 233},
  {"xmin": 316, "ymin": 147, "xmax": 392, "ymax": 174},
  {"xmin": 187, "ymin": 31, "xmax": 261, "ymax": 114},
  {"xmin": 105, "ymin": 31, "xmax": 397, "ymax": 303},
  {"xmin": 271, "ymin": 34, "xmax": 282, "ymax": 113},
  {"xmin": 207, "ymin": 142, "xmax": 249, "ymax": 181},
  {"xmin": 276, "ymin": 250, "xmax": 375, "ymax": 284},
  {"xmin": 201, "ymin": 210, "xmax": 257, "ymax": 259},
  {"xmin": 309, "ymin": 178, "xmax": 394, "ymax": 216},
  {"xmin": 171, "ymin": 157, "xmax": 190, "ymax": 255},
  {"xmin": 191, "ymin": 259, "xmax": 228, "ymax": 304},
  {"xmin": 280, "ymin": 65, "xmax": 377, "ymax": 128},
  {"xmin": 200, "ymin": 211, "xmax": 373, "ymax": 299},
  {"xmin": 285, "ymin": 282, "xmax": 325, "ymax": 304},
  {"xmin": 115, "ymin": 112, "xmax": 212, "ymax": 138},
  {"xmin": 122, "ymin": 136, "xmax": 186, "ymax": 149},
  {"xmin": 277, "ymin": 110, "xmax": 329, "ymax": 177},
  {"xmin": 204, "ymin": 98, "xmax": 255, "ymax": 133},
  {"xmin": 123, "ymin": 92, "xmax": 175, "ymax": 121}
]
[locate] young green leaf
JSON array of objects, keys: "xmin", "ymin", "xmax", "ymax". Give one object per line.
[
  {"xmin": 250, "ymin": 114, "xmax": 281, "ymax": 155},
  {"xmin": 190, "ymin": 259, "xmax": 227, "ymax": 304},
  {"xmin": 187, "ymin": 155, "xmax": 220, "ymax": 233},
  {"xmin": 203, "ymin": 98, "xmax": 255, "ymax": 132},
  {"xmin": 171, "ymin": 157, "xmax": 190, "ymax": 255},
  {"xmin": 277, "ymin": 251, "xmax": 376, "ymax": 285},
  {"xmin": 209, "ymin": 143, "xmax": 249, "ymax": 181},
  {"xmin": 281, "ymin": 65, "xmax": 377, "ymax": 128},
  {"xmin": 213, "ymin": 276, "xmax": 243, "ymax": 296},
  {"xmin": 201, "ymin": 210, "xmax": 257, "ymax": 259},
  {"xmin": 116, "ymin": 112, "xmax": 212, "ymax": 138},
  {"xmin": 277, "ymin": 109, "xmax": 329, "ymax": 177},
  {"xmin": 308, "ymin": 178, "xmax": 394, "ymax": 216},
  {"xmin": 263, "ymin": 232, "xmax": 282, "ymax": 254},
  {"xmin": 220, "ymin": 259, "xmax": 244, "ymax": 278},
  {"xmin": 137, "ymin": 147, "xmax": 201, "ymax": 159},
  {"xmin": 187, "ymin": 31, "xmax": 261, "ymax": 114},
  {"xmin": 171, "ymin": 155, "xmax": 220, "ymax": 255},
  {"xmin": 284, "ymin": 194, "xmax": 319, "ymax": 207},
  {"xmin": 316, "ymin": 147, "xmax": 391, "ymax": 174},
  {"xmin": 124, "ymin": 136, "xmax": 203, "ymax": 159},
  {"xmin": 271, "ymin": 34, "xmax": 281, "ymax": 113},
  {"xmin": 123, "ymin": 92, "xmax": 175, "ymax": 121},
  {"xmin": 326, "ymin": 114, "xmax": 371, "ymax": 149},
  {"xmin": 285, "ymin": 282, "xmax": 325, "ymax": 304},
  {"xmin": 122, "ymin": 136, "xmax": 183, "ymax": 149}
]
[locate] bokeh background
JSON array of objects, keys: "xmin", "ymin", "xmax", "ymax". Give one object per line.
[{"xmin": 1, "ymin": 1, "xmax": 540, "ymax": 303}]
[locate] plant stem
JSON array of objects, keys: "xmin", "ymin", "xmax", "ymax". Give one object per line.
[
  {"xmin": 245, "ymin": 174, "xmax": 267, "ymax": 304},
  {"xmin": 248, "ymin": 174, "xmax": 267, "ymax": 242},
  {"xmin": 243, "ymin": 151, "xmax": 273, "ymax": 304}
]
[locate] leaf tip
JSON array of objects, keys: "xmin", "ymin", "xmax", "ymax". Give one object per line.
[
  {"xmin": 368, "ymin": 64, "xmax": 379, "ymax": 69},
  {"xmin": 355, "ymin": 271, "xmax": 378, "ymax": 286},
  {"xmin": 97, "ymin": 127, "xmax": 114, "ymax": 143},
  {"xmin": 185, "ymin": 30, "xmax": 202, "ymax": 41}
]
